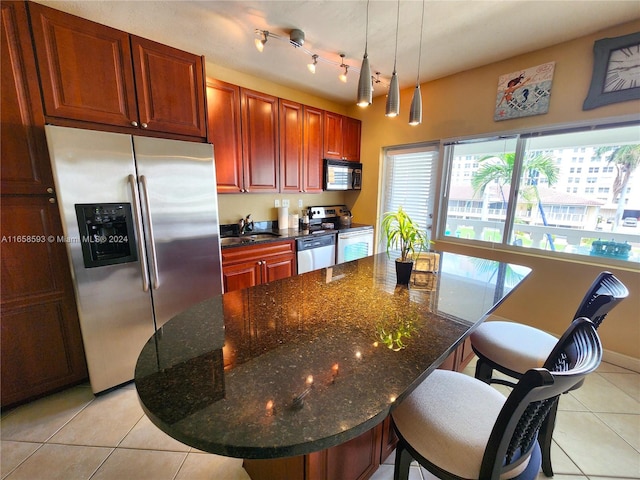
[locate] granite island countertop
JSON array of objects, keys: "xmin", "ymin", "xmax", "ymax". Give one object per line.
[{"xmin": 135, "ymin": 251, "xmax": 530, "ymax": 459}]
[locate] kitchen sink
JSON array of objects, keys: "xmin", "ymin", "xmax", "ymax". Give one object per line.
[{"xmin": 220, "ymin": 232, "xmax": 280, "ymax": 246}]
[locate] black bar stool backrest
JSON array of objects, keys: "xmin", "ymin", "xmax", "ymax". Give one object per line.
[
  {"xmin": 573, "ymin": 271, "xmax": 629, "ymax": 328},
  {"xmin": 480, "ymin": 318, "xmax": 602, "ymax": 478}
]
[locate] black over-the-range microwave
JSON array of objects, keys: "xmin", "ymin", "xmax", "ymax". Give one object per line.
[{"xmin": 323, "ymin": 159, "xmax": 362, "ymax": 191}]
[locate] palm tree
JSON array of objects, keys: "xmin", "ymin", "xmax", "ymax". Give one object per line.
[
  {"xmin": 472, "ymin": 152, "xmax": 559, "ymax": 249},
  {"xmin": 596, "ymin": 145, "xmax": 640, "ymax": 231}
]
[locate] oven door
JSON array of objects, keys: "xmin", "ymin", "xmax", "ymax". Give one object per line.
[{"xmin": 336, "ymin": 227, "xmax": 374, "ymax": 264}]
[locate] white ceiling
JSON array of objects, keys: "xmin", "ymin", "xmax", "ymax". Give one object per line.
[{"xmin": 36, "ymin": 0, "xmax": 640, "ymax": 105}]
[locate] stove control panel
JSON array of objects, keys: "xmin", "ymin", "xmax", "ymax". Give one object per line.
[{"xmin": 308, "ymin": 205, "xmax": 350, "ymax": 220}]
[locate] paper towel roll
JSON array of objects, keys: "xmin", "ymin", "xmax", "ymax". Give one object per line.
[{"xmin": 278, "ymin": 207, "xmax": 289, "ymax": 230}]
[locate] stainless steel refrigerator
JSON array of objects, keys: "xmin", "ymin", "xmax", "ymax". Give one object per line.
[{"xmin": 45, "ymin": 125, "xmax": 223, "ymax": 393}]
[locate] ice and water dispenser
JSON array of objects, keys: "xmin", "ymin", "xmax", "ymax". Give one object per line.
[{"xmin": 75, "ymin": 203, "xmax": 138, "ymax": 268}]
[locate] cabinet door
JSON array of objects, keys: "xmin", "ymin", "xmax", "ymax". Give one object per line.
[
  {"xmin": 207, "ymin": 79, "xmax": 243, "ymax": 193},
  {"xmin": 343, "ymin": 117, "xmax": 361, "ymax": 162},
  {"xmin": 1, "ymin": 196, "xmax": 87, "ymax": 407},
  {"xmin": 131, "ymin": 36, "xmax": 206, "ymax": 138},
  {"xmin": 326, "ymin": 425, "xmax": 381, "ymax": 480},
  {"xmin": 323, "ymin": 111, "xmax": 344, "ymax": 160},
  {"xmin": 303, "ymin": 106, "xmax": 324, "ymax": 193},
  {"xmin": 222, "ymin": 261, "xmax": 261, "ymax": 293},
  {"xmin": 241, "ymin": 89, "xmax": 279, "ymax": 192},
  {"xmin": 262, "ymin": 253, "xmax": 296, "ymax": 284},
  {"xmin": 279, "ymin": 99, "xmax": 303, "ymax": 192},
  {"xmin": 28, "ymin": 2, "xmax": 138, "ymax": 128},
  {"xmin": 1, "ymin": 1, "xmax": 53, "ymax": 196}
]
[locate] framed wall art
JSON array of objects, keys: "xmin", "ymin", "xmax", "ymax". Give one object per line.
[
  {"xmin": 583, "ymin": 31, "xmax": 640, "ymax": 110},
  {"xmin": 494, "ymin": 62, "xmax": 555, "ymax": 121}
]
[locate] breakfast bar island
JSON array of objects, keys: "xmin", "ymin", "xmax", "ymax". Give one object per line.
[{"xmin": 135, "ymin": 252, "xmax": 530, "ymax": 480}]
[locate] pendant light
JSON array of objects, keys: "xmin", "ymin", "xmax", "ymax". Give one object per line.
[
  {"xmin": 385, "ymin": 0, "xmax": 401, "ymax": 117},
  {"xmin": 356, "ymin": 0, "xmax": 372, "ymax": 107},
  {"xmin": 409, "ymin": 0, "xmax": 425, "ymax": 125}
]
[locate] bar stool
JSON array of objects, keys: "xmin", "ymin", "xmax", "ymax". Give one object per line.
[
  {"xmin": 469, "ymin": 271, "xmax": 628, "ymax": 475},
  {"xmin": 391, "ymin": 317, "xmax": 602, "ymax": 480}
]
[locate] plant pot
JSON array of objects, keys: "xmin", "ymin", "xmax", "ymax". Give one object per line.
[{"xmin": 395, "ymin": 259, "xmax": 413, "ymax": 285}]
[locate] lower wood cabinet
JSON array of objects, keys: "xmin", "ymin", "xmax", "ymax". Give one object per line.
[{"xmin": 221, "ymin": 240, "xmax": 296, "ymax": 293}]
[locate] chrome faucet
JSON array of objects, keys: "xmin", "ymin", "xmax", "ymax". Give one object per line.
[{"xmin": 239, "ymin": 214, "xmax": 253, "ymax": 235}]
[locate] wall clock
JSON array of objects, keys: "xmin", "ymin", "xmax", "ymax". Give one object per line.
[{"xmin": 583, "ymin": 31, "xmax": 640, "ymax": 110}]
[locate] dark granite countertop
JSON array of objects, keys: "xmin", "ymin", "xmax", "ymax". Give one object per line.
[{"xmin": 135, "ymin": 252, "xmax": 530, "ymax": 459}]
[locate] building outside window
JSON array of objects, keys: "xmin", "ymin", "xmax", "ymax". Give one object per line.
[{"xmin": 440, "ymin": 123, "xmax": 640, "ymax": 264}]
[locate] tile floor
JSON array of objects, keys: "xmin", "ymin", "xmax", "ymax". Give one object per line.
[{"xmin": 1, "ymin": 358, "xmax": 638, "ymax": 480}]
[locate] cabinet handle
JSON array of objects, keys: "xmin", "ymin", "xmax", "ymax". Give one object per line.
[
  {"xmin": 48, "ymin": 197, "xmax": 55, "ymax": 203},
  {"xmin": 46, "ymin": 187, "xmax": 54, "ymax": 194},
  {"xmin": 141, "ymin": 123, "xmax": 148, "ymax": 129},
  {"xmin": 131, "ymin": 121, "xmax": 139, "ymax": 127}
]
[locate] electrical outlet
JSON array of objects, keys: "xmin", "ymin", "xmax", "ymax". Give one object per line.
[
  {"xmin": 298, "ymin": 199, "xmax": 303, "ymax": 208},
  {"xmin": 282, "ymin": 199, "xmax": 290, "ymax": 208},
  {"xmin": 274, "ymin": 199, "xmax": 280, "ymax": 208}
]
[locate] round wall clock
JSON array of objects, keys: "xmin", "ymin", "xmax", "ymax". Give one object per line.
[{"xmin": 583, "ymin": 31, "xmax": 640, "ymax": 110}]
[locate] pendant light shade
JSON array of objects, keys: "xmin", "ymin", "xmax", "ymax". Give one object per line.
[
  {"xmin": 357, "ymin": 53, "xmax": 372, "ymax": 106},
  {"xmin": 356, "ymin": 0, "xmax": 372, "ymax": 107},
  {"xmin": 385, "ymin": 0, "xmax": 401, "ymax": 117},
  {"xmin": 386, "ymin": 72, "xmax": 400, "ymax": 117},
  {"xmin": 409, "ymin": 0, "xmax": 425, "ymax": 125},
  {"xmin": 409, "ymin": 85, "xmax": 422, "ymax": 125}
]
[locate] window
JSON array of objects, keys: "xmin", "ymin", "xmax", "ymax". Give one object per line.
[
  {"xmin": 379, "ymin": 144, "xmax": 438, "ymax": 252},
  {"xmin": 440, "ymin": 124, "xmax": 640, "ymax": 264}
]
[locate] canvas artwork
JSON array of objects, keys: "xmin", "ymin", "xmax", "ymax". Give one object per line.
[{"xmin": 494, "ymin": 62, "xmax": 555, "ymax": 121}]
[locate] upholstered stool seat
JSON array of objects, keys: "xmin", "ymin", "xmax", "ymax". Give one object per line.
[
  {"xmin": 391, "ymin": 318, "xmax": 603, "ymax": 480},
  {"xmin": 471, "ymin": 321, "xmax": 557, "ymax": 376},
  {"xmin": 393, "ymin": 369, "xmax": 537, "ymax": 479}
]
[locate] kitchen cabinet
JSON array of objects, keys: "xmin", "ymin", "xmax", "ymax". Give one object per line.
[
  {"xmin": 221, "ymin": 241, "xmax": 296, "ymax": 293},
  {"xmin": 1, "ymin": 1, "xmax": 87, "ymax": 407},
  {"xmin": 241, "ymin": 88, "xmax": 280, "ymax": 192},
  {"xmin": 323, "ymin": 111, "xmax": 361, "ymax": 162},
  {"xmin": 206, "ymin": 79, "xmax": 243, "ymax": 193},
  {"xmin": 279, "ymin": 99, "xmax": 304, "ymax": 192},
  {"xmin": 244, "ymin": 421, "xmax": 386, "ymax": 480},
  {"xmin": 28, "ymin": 2, "xmax": 206, "ymax": 139},
  {"xmin": 303, "ymin": 106, "xmax": 324, "ymax": 193}
]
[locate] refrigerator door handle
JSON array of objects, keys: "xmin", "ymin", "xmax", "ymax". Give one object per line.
[
  {"xmin": 128, "ymin": 174, "xmax": 150, "ymax": 292},
  {"xmin": 139, "ymin": 175, "xmax": 160, "ymax": 290}
]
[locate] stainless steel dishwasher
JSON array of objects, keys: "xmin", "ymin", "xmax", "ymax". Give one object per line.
[{"xmin": 296, "ymin": 234, "xmax": 336, "ymax": 274}]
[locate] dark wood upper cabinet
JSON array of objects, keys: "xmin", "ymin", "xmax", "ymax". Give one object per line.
[
  {"xmin": 1, "ymin": 1, "xmax": 54, "ymax": 196},
  {"xmin": 240, "ymin": 88, "xmax": 279, "ymax": 192},
  {"xmin": 323, "ymin": 111, "xmax": 344, "ymax": 160},
  {"xmin": 28, "ymin": 2, "xmax": 205, "ymax": 139},
  {"xmin": 343, "ymin": 116, "xmax": 362, "ymax": 161},
  {"xmin": 303, "ymin": 106, "xmax": 324, "ymax": 193},
  {"xmin": 207, "ymin": 79, "xmax": 244, "ymax": 193},
  {"xmin": 28, "ymin": 1, "xmax": 137, "ymax": 127},
  {"xmin": 131, "ymin": 36, "xmax": 205, "ymax": 137},
  {"xmin": 279, "ymin": 99, "xmax": 304, "ymax": 192},
  {"xmin": 323, "ymin": 111, "xmax": 361, "ymax": 162}
]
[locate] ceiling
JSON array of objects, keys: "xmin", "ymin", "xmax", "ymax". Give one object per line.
[{"xmin": 37, "ymin": 0, "xmax": 640, "ymax": 105}]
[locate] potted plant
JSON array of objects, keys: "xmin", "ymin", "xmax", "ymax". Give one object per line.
[{"xmin": 381, "ymin": 207, "xmax": 428, "ymax": 285}]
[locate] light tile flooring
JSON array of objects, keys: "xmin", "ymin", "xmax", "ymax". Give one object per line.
[{"xmin": 1, "ymin": 359, "xmax": 638, "ymax": 480}]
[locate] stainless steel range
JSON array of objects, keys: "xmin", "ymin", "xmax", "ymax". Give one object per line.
[{"xmin": 306, "ymin": 205, "xmax": 374, "ymax": 265}]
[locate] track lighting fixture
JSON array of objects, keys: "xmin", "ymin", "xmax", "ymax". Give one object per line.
[
  {"xmin": 254, "ymin": 30, "xmax": 268, "ymax": 52},
  {"xmin": 307, "ymin": 54, "xmax": 318, "ymax": 73},
  {"xmin": 409, "ymin": 0, "xmax": 425, "ymax": 125},
  {"xmin": 356, "ymin": 0, "xmax": 373, "ymax": 107},
  {"xmin": 339, "ymin": 54, "xmax": 349, "ymax": 82},
  {"xmin": 385, "ymin": 0, "xmax": 401, "ymax": 117}
]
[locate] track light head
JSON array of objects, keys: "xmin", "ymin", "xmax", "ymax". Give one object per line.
[
  {"xmin": 307, "ymin": 54, "xmax": 318, "ymax": 74},
  {"xmin": 255, "ymin": 30, "xmax": 268, "ymax": 52}
]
